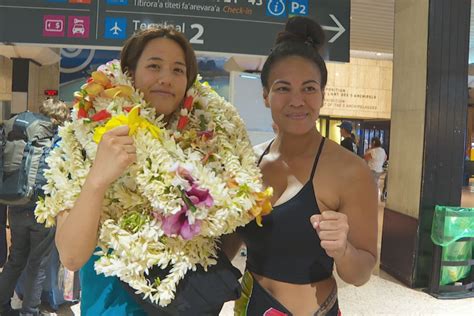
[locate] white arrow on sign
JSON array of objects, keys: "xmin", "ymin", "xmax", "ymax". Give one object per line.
[{"xmin": 322, "ymin": 14, "xmax": 346, "ymax": 43}]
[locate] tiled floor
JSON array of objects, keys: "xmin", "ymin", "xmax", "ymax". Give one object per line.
[{"xmin": 5, "ymin": 175, "xmax": 474, "ymax": 315}]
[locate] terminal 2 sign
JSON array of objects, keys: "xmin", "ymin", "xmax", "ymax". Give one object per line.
[{"xmin": 0, "ymin": 0, "xmax": 350, "ymax": 62}]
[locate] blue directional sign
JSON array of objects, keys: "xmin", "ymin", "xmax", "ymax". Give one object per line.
[
  {"xmin": 0, "ymin": 0, "xmax": 350, "ymax": 62},
  {"xmin": 266, "ymin": 0, "xmax": 287, "ymax": 18},
  {"xmin": 106, "ymin": 0, "xmax": 128, "ymax": 5},
  {"xmin": 104, "ymin": 17, "xmax": 126, "ymax": 39},
  {"xmin": 289, "ymin": 0, "xmax": 309, "ymax": 16}
]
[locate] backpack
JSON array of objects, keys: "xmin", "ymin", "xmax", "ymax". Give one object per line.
[
  {"xmin": 34, "ymin": 133, "xmax": 62, "ymax": 199},
  {"xmin": 0, "ymin": 112, "xmax": 55, "ymax": 206}
]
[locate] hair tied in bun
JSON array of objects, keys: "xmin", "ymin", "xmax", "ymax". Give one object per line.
[
  {"xmin": 304, "ymin": 37, "xmax": 315, "ymax": 47},
  {"xmin": 260, "ymin": 17, "xmax": 328, "ymax": 90}
]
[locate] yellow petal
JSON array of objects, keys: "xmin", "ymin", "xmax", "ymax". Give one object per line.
[
  {"xmin": 262, "ymin": 200, "xmax": 272, "ymax": 215},
  {"xmin": 93, "ymin": 127, "xmax": 107, "ymax": 143},
  {"xmin": 105, "ymin": 116, "xmax": 128, "ymax": 129},
  {"xmin": 91, "ymin": 106, "xmax": 160, "ymax": 144},
  {"xmin": 256, "ymin": 215, "xmax": 263, "ymax": 227},
  {"xmin": 265, "ymin": 187, "xmax": 274, "ymax": 196},
  {"xmin": 102, "ymin": 87, "xmax": 121, "ymax": 99},
  {"xmin": 92, "ymin": 115, "xmax": 129, "ymax": 143},
  {"xmin": 257, "ymin": 187, "xmax": 273, "ymax": 199},
  {"xmin": 144, "ymin": 122, "xmax": 161, "ymax": 139},
  {"xmin": 84, "ymin": 82, "xmax": 104, "ymax": 97},
  {"xmin": 102, "ymin": 85, "xmax": 134, "ymax": 99},
  {"xmin": 116, "ymin": 115, "xmax": 130, "ymax": 125},
  {"xmin": 250, "ymin": 206, "xmax": 262, "ymax": 217},
  {"xmin": 91, "ymin": 71, "xmax": 111, "ymax": 87},
  {"xmin": 128, "ymin": 106, "xmax": 140, "ymax": 123},
  {"xmin": 116, "ymin": 85, "xmax": 134, "ymax": 98}
]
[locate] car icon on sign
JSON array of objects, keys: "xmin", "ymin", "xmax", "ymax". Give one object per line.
[{"xmin": 72, "ymin": 19, "xmax": 85, "ymax": 35}]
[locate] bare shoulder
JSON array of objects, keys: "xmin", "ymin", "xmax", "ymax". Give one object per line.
[
  {"xmin": 253, "ymin": 139, "xmax": 273, "ymax": 157},
  {"xmin": 322, "ymin": 138, "xmax": 370, "ymax": 173},
  {"xmin": 316, "ymin": 138, "xmax": 374, "ymax": 201},
  {"xmin": 316, "ymin": 138, "xmax": 377, "ymax": 214}
]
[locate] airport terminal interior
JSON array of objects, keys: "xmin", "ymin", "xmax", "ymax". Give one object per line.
[{"xmin": 0, "ymin": 0, "xmax": 474, "ymax": 315}]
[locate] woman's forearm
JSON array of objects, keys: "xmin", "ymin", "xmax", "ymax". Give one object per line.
[
  {"xmin": 56, "ymin": 174, "xmax": 108, "ymax": 271},
  {"xmin": 334, "ymin": 242, "xmax": 376, "ymax": 286}
]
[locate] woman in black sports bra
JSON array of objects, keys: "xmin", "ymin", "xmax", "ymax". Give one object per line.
[{"xmin": 224, "ymin": 16, "xmax": 378, "ymax": 316}]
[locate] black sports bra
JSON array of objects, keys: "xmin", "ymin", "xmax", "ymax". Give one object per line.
[{"xmin": 238, "ymin": 137, "xmax": 333, "ymax": 284}]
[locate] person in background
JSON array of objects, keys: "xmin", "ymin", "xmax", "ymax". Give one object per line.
[
  {"xmin": 1, "ymin": 124, "xmax": 8, "ymax": 269},
  {"xmin": 224, "ymin": 16, "xmax": 378, "ymax": 316},
  {"xmin": 338, "ymin": 121, "xmax": 356, "ymax": 154},
  {"xmin": 0, "ymin": 204, "xmax": 6, "ymax": 268},
  {"xmin": 364, "ymin": 137, "xmax": 387, "ymax": 185},
  {"xmin": 0, "ymin": 99, "xmax": 69, "ymax": 316},
  {"xmin": 350, "ymin": 132, "xmax": 358, "ymax": 155}
]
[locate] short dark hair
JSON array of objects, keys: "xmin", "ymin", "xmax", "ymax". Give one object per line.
[
  {"xmin": 371, "ymin": 137, "xmax": 382, "ymax": 147},
  {"xmin": 120, "ymin": 28, "xmax": 198, "ymax": 90},
  {"xmin": 261, "ymin": 16, "xmax": 327, "ymax": 90}
]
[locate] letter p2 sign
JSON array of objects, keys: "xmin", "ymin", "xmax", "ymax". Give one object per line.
[{"xmin": 290, "ymin": 0, "xmax": 308, "ymax": 16}]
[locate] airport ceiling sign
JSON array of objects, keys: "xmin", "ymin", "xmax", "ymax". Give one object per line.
[{"xmin": 0, "ymin": 0, "xmax": 350, "ymax": 62}]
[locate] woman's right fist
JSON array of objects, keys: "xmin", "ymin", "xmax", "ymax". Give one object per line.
[{"xmin": 89, "ymin": 125, "xmax": 136, "ymax": 188}]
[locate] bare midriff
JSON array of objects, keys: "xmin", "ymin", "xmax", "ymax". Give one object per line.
[{"xmin": 252, "ymin": 272, "xmax": 336, "ymax": 315}]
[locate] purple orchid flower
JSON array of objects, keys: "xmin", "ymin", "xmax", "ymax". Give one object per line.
[
  {"xmin": 160, "ymin": 163, "xmax": 214, "ymax": 240},
  {"xmin": 160, "ymin": 205, "xmax": 202, "ymax": 240},
  {"xmin": 186, "ymin": 184, "xmax": 214, "ymax": 208}
]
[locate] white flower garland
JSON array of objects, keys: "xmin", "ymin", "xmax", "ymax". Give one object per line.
[{"xmin": 35, "ymin": 60, "xmax": 271, "ymax": 306}]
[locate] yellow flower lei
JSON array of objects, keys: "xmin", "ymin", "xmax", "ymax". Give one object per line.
[{"xmin": 35, "ymin": 60, "xmax": 272, "ymax": 306}]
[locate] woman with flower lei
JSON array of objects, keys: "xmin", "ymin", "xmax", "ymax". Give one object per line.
[{"xmin": 35, "ymin": 28, "xmax": 271, "ymax": 315}]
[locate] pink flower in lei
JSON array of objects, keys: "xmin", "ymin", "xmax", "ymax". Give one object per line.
[
  {"xmin": 186, "ymin": 184, "xmax": 213, "ymax": 208},
  {"xmin": 158, "ymin": 165, "xmax": 214, "ymax": 240},
  {"xmin": 159, "ymin": 205, "xmax": 202, "ymax": 240}
]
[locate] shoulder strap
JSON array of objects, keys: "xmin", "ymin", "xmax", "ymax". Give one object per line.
[
  {"xmin": 310, "ymin": 137, "xmax": 326, "ymax": 179},
  {"xmin": 257, "ymin": 139, "xmax": 274, "ymax": 166}
]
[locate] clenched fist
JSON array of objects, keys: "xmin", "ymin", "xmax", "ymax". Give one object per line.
[
  {"xmin": 310, "ymin": 211, "xmax": 349, "ymax": 260},
  {"xmin": 89, "ymin": 125, "xmax": 136, "ymax": 188}
]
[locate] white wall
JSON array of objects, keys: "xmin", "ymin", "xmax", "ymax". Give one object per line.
[{"xmin": 229, "ymin": 71, "xmax": 274, "ymax": 146}]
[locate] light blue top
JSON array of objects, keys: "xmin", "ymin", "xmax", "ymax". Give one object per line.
[{"xmin": 79, "ymin": 255, "xmax": 146, "ymax": 316}]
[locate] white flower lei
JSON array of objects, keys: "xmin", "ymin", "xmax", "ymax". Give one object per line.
[{"xmin": 35, "ymin": 60, "xmax": 272, "ymax": 306}]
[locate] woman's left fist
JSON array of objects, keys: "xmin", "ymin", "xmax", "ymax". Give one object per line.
[{"xmin": 310, "ymin": 211, "xmax": 349, "ymax": 260}]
